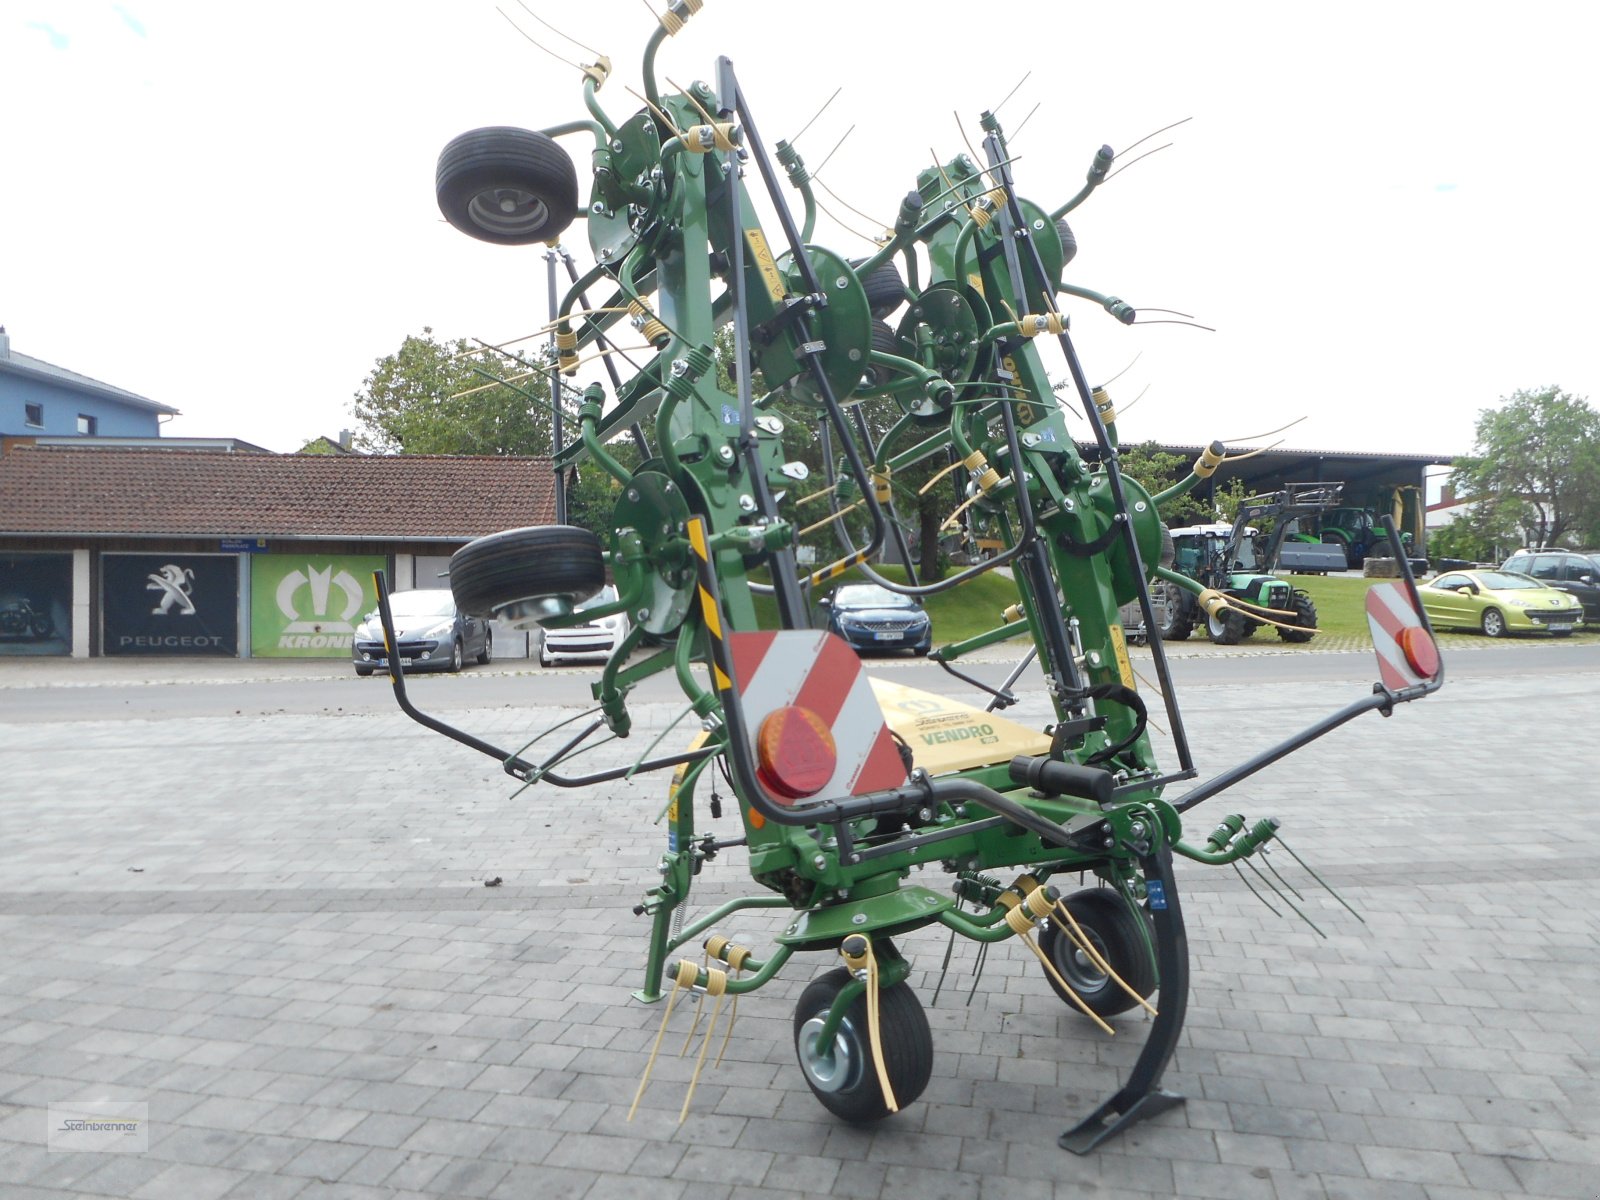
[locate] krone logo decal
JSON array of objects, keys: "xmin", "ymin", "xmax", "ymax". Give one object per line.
[
  {"xmin": 275, "ymin": 566, "xmax": 365, "ymax": 634},
  {"xmin": 147, "ymin": 564, "xmax": 196, "ymax": 616}
]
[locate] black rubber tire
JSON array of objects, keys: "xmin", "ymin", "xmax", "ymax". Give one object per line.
[
  {"xmin": 793, "ymin": 967, "xmax": 932, "ymax": 1123},
  {"xmin": 354, "ymin": 665, "xmax": 374, "ymax": 677},
  {"xmin": 1038, "ymin": 888, "xmax": 1157, "ymax": 1018},
  {"xmin": 1278, "ymin": 593, "xmax": 1317, "ymax": 643},
  {"xmin": 477, "ymin": 629, "xmax": 493, "ymax": 665},
  {"xmin": 450, "ymin": 525, "xmax": 605, "ymax": 621},
  {"xmin": 1481, "ymin": 607, "xmax": 1506, "ymax": 638},
  {"xmin": 852, "ymin": 257, "xmax": 906, "ymax": 318},
  {"xmin": 1055, "ymin": 218, "xmax": 1078, "ymax": 270},
  {"xmin": 1207, "ymin": 609, "xmax": 1245, "ymax": 645},
  {"xmin": 1158, "ymin": 583, "xmax": 1194, "ymax": 641},
  {"xmin": 436, "ymin": 127, "xmax": 579, "ymax": 245},
  {"xmin": 447, "ymin": 638, "xmax": 464, "ymax": 673},
  {"xmin": 866, "ymin": 320, "xmax": 901, "ymax": 388}
]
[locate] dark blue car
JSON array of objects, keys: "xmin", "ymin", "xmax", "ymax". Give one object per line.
[{"xmin": 820, "ymin": 583, "xmax": 932, "ymax": 655}]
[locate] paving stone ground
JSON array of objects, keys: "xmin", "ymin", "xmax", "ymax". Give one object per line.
[{"xmin": 1, "ymin": 653, "xmax": 1596, "ymax": 1199}]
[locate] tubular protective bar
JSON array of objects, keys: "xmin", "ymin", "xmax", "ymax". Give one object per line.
[
  {"xmin": 372, "ymin": 573, "xmax": 715, "ymax": 787},
  {"xmin": 1173, "ymin": 515, "xmax": 1443, "ymax": 814},
  {"xmin": 713, "ymin": 59, "xmax": 806, "ymax": 629},
  {"xmin": 718, "ymin": 58, "xmax": 890, "ymax": 581},
  {"xmin": 981, "ymin": 119, "xmax": 1194, "ymax": 773}
]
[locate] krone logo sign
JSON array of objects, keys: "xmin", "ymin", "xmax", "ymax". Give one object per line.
[{"xmin": 276, "ymin": 566, "xmax": 365, "ymax": 634}]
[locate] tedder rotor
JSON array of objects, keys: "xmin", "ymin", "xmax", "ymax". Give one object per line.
[{"xmin": 372, "ymin": 1, "xmax": 1446, "ymax": 1152}]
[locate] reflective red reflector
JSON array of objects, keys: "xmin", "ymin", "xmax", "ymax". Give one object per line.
[
  {"xmin": 1398, "ymin": 625, "xmax": 1440, "ymax": 679},
  {"xmin": 755, "ymin": 705, "xmax": 837, "ymax": 801}
]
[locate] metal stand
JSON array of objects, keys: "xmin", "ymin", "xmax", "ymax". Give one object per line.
[{"xmin": 1059, "ymin": 842, "xmax": 1189, "ymax": 1153}]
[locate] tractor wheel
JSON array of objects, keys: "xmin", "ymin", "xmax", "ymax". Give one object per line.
[
  {"xmin": 449, "ymin": 526, "xmax": 605, "ymax": 621},
  {"xmin": 852, "ymin": 257, "xmax": 906, "ymax": 318},
  {"xmin": 1157, "ymin": 582, "xmax": 1194, "ymax": 641},
  {"xmin": 1206, "ymin": 609, "xmax": 1245, "ymax": 645},
  {"xmin": 436, "ymin": 127, "xmax": 579, "ymax": 245},
  {"xmin": 793, "ymin": 967, "xmax": 932, "ymax": 1123},
  {"xmin": 1481, "ymin": 607, "xmax": 1507, "ymax": 638},
  {"xmin": 1038, "ymin": 888, "xmax": 1157, "ymax": 1019},
  {"xmin": 1278, "ymin": 593, "xmax": 1318, "ymax": 643}
]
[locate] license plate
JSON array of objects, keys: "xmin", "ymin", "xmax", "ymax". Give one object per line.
[
  {"xmin": 1548, "ymin": 623, "xmax": 1572, "ymax": 632},
  {"xmin": 873, "ymin": 631, "xmax": 902, "ymax": 641}
]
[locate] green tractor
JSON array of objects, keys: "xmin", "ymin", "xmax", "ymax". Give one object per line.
[{"xmin": 1159, "ymin": 485, "xmax": 1340, "ymax": 644}]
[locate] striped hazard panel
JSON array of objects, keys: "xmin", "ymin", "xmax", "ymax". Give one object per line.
[
  {"xmin": 728, "ymin": 630, "xmax": 907, "ymax": 805},
  {"xmin": 1366, "ymin": 583, "xmax": 1441, "ymax": 692}
]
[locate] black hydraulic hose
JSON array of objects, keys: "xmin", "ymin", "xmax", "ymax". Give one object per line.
[
  {"xmin": 713, "ymin": 61, "xmax": 808, "ymax": 631},
  {"xmin": 720, "ymin": 58, "xmax": 890, "ymax": 573},
  {"xmin": 983, "ymin": 118, "xmax": 1194, "ymax": 772},
  {"xmin": 558, "ymin": 248, "xmax": 650, "ymax": 455}
]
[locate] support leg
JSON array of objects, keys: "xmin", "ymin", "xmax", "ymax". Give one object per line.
[{"xmin": 1059, "ymin": 842, "xmax": 1189, "ymax": 1153}]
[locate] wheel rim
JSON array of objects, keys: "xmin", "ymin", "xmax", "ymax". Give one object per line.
[
  {"xmin": 797, "ymin": 1013, "xmax": 863, "ymax": 1094},
  {"xmin": 453, "ymin": 641, "xmax": 463, "ymax": 669},
  {"xmin": 466, "ymin": 187, "xmax": 550, "ymax": 238},
  {"xmin": 1053, "ymin": 924, "xmax": 1112, "ymax": 997},
  {"xmin": 1484, "ymin": 611, "xmax": 1503, "ymax": 636}
]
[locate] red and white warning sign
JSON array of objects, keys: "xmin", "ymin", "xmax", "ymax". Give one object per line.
[
  {"xmin": 1366, "ymin": 583, "xmax": 1441, "ymax": 691},
  {"xmin": 728, "ymin": 630, "xmax": 907, "ymax": 805}
]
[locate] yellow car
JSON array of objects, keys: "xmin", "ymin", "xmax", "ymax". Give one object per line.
[{"xmin": 1417, "ymin": 569, "xmax": 1583, "ymax": 638}]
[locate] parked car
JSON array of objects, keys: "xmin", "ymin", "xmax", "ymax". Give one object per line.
[
  {"xmin": 352, "ymin": 588, "xmax": 491, "ymax": 675},
  {"xmin": 819, "ymin": 583, "xmax": 932, "ymax": 654},
  {"xmin": 1416, "ymin": 569, "xmax": 1582, "ymax": 638},
  {"xmin": 1501, "ymin": 549, "xmax": 1600, "ymax": 625},
  {"xmin": 539, "ymin": 585, "xmax": 630, "ymax": 665}
]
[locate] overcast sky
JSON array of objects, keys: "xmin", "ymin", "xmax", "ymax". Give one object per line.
[{"xmin": 4, "ymin": 1, "xmax": 1596, "ymax": 468}]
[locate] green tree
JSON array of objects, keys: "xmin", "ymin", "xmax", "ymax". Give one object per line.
[
  {"xmin": 351, "ymin": 327, "xmax": 556, "ymax": 456},
  {"xmin": 1450, "ymin": 386, "xmax": 1600, "ymax": 549},
  {"xmin": 1117, "ymin": 440, "xmax": 1213, "ymax": 528}
]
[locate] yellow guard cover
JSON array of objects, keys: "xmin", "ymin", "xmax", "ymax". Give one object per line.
[{"xmin": 868, "ymin": 677, "xmax": 1052, "ymax": 775}]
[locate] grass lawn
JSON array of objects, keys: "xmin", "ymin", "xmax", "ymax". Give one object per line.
[
  {"xmin": 758, "ymin": 566, "xmax": 1599, "ymax": 647},
  {"xmin": 1284, "ymin": 573, "xmax": 1600, "ymax": 644}
]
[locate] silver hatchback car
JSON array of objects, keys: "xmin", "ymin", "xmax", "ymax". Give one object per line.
[{"xmin": 352, "ymin": 588, "xmax": 492, "ymax": 675}]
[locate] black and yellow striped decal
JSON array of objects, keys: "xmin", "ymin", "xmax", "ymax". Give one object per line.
[{"xmin": 687, "ymin": 518, "xmax": 734, "ymax": 694}]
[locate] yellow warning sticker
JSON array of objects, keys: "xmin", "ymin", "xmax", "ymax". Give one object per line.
[
  {"xmin": 745, "ymin": 229, "xmax": 786, "ymax": 303},
  {"xmin": 1108, "ymin": 624, "xmax": 1134, "ymax": 689}
]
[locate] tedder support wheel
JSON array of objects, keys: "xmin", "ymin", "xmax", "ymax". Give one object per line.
[
  {"xmin": 449, "ymin": 526, "xmax": 605, "ymax": 622},
  {"xmin": 1278, "ymin": 593, "xmax": 1318, "ymax": 643},
  {"xmin": 793, "ymin": 967, "xmax": 932, "ymax": 1123},
  {"xmin": 1038, "ymin": 887, "xmax": 1158, "ymax": 1018},
  {"xmin": 852, "ymin": 257, "xmax": 907, "ymax": 318},
  {"xmin": 436, "ymin": 127, "xmax": 579, "ymax": 245},
  {"xmin": 1206, "ymin": 609, "xmax": 1245, "ymax": 645}
]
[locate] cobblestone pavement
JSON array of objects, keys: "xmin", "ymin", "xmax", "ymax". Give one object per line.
[{"xmin": 1, "ymin": 653, "xmax": 1597, "ymax": 1199}]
